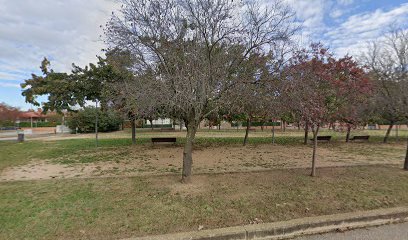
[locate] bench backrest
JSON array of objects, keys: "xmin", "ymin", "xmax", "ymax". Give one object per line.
[
  {"xmin": 151, "ymin": 137, "xmax": 177, "ymax": 142},
  {"xmin": 353, "ymin": 136, "xmax": 369, "ymax": 139},
  {"xmin": 317, "ymin": 136, "xmax": 331, "ymax": 140}
]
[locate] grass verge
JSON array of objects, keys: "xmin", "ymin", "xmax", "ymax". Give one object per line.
[{"xmin": 1, "ymin": 165, "xmax": 408, "ymax": 240}]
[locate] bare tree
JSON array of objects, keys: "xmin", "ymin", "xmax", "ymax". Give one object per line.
[
  {"xmin": 362, "ymin": 29, "xmax": 408, "ymax": 143},
  {"xmin": 225, "ymin": 53, "xmax": 272, "ymax": 146},
  {"xmin": 105, "ymin": 0, "xmax": 297, "ymax": 182}
]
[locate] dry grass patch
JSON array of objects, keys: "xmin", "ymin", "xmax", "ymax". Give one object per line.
[{"xmin": 2, "ymin": 141, "xmax": 405, "ymax": 181}]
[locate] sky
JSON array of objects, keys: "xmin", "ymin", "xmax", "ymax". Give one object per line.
[{"xmin": 0, "ymin": 0, "xmax": 407, "ymax": 110}]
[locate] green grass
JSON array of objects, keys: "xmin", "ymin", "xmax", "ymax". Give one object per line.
[
  {"xmin": 0, "ymin": 129, "xmax": 407, "ymax": 239},
  {"xmin": 0, "ymin": 139, "xmax": 133, "ymax": 170},
  {"xmin": 1, "ymin": 165, "xmax": 408, "ymax": 240}
]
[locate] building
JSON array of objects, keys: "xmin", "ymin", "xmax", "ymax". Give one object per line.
[{"xmin": 16, "ymin": 109, "xmax": 61, "ymax": 128}]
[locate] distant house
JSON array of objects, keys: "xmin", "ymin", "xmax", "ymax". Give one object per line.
[{"xmin": 16, "ymin": 109, "xmax": 61, "ymax": 128}]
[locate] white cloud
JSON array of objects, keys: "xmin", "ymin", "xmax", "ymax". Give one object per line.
[
  {"xmin": 0, "ymin": 0, "xmax": 119, "ymax": 86},
  {"xmin": 1, "ymin": 0, "xmax": 407, "ymax": 92},
  {"xmin": 325, "ymin": 3, "xmax": 408, "ymax": 56},
  {"xmin": 337, "ymin": 0, "xmax": 354, "ymax": 6},
  {"xmin": 0, "ymin": 82, "xmax": 20, "ymax": 88},
  {"xmin": 285, "ymin": 0, "xmax": 329, "ymax": 30},
  {"xmin": 330, "ymin": 9, "xmax": 344, "ymax": 18},
  {"xmin": 283, "ymin": 0, "xmax": 334, "ymax": 46},
  {"xmin": 0, "ymin": 69, "xmax": 32, "ymax": 81}
]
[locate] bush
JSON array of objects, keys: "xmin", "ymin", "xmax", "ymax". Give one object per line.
[
  {"xmin": 67, "ymin": 107, "xmax": 122, "ymax": 133},
  {"xmin": 0, "ymin": 120, "xmax": 16, "ymax": 128}
]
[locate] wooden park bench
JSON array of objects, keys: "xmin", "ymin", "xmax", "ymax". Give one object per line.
[
  {"xmin": 160, "ymin": 128, "xmax": 175, "ymax": 132},
  {"xmin": 310, "ymin": 136, "xmax": 332, "ymax": 142},
  {"xmin": 151, "ymin": 137, "xmax": 177, "ymax": 144},
  {"xmin": 350, "ymin": 135, "xmax": 369, "ymax": 141}
]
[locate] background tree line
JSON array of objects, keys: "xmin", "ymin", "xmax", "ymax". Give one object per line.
[{"xmin": 20, "ymin": 0, "xmax": 408, "ymax": 182}]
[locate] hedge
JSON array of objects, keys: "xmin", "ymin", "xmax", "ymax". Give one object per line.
[{"xmin": 18, "ymin": 122, "xmax": 61, "ymax": 128}]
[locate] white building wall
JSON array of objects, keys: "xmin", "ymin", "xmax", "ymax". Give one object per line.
[{"xmin": 146, "ymin": 118, "xmax": 172, "ymax": 125}]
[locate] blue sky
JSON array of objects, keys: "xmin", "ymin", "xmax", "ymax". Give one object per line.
[{"xmin": 0, "ymin": 0, "xmax": 407, "ymax": 110}]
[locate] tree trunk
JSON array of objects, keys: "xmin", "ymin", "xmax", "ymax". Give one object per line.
[
  {"xmin": 182, "ymin": 121, "xmax": 198, "ymax": 183},
  {"xmin": 131, "ymin": 119, "xmax": 136, "ymax": 145},
  {"xmin": 243, "ymin": 117, "xmax": 251, "ymax": 146},
  {"xmin": 346, "ymin": 125, "xmax": 351, "ymax": 142},
  {"xmin": 95, "ymin": 101, "xmax": 98, "ymax": 148},
  {"xmin": 404, "ymin": 136, "xmax": 408, "ymax": 170},
  {"xmin": 304, "ymin": 122, "xmax": 309, "ymax": 145},
  {"xmin": 149, "ymin": 118, "xmax": 154, "ymax": 130},
  {"xmin": 384, "ymin": 123, "xmax": 394, "ymax": 143},
  {"xmin": 272, "ymin": 122, "xmax": 275, "ymax": 144},
  {"xmin": 311, "ymin": 125, "xmax": 320, "ymax": 177},
  {"xmin": 179, "ymin": 119, "xmax": 183, "ymax": 131}
]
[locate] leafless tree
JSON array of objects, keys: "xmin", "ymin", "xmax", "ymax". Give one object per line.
[
  {"xmin": 105, "ymin": 0, "xmax": 297, "ymax": 182},
  {"xmin": 361, "ymin": 29, "xmax": 408, "ymax": 143},
  {"xmin": 224, "ymin": 53, "xmax": 272, "ymax": 145}
]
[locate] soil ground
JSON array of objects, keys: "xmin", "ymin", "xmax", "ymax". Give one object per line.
[{"xmin": 0, "ymin": 142, "xmax": 405, "ymax": 181}]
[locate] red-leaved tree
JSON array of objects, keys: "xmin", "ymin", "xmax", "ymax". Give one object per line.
[
  {"xmin": 284, "ymin": 44, "xmax": 371, "ymax": 176},
  {"xmin": 0, "ymin": 103, "xmax": 21, "ymax": 126},
  {"xmin": 328, "ymin": 56, "xmax": 373, "ymax": 142}
]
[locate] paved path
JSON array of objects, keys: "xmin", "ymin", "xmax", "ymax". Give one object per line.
[{"xmin": 296, "ymin": 222, "xmax": 408, "ymax": 240}]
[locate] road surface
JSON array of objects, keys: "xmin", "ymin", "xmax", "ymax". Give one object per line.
[{"xmin": 296, "ymin": 222, "xmax": 408, "ymax": 240}]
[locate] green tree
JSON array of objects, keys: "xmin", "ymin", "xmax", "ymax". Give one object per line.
[{"xmin": 21, "ymin": 57, "xmax": 122, "ymax": 146}]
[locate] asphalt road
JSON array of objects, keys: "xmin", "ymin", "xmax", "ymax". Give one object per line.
[{"xmin": 296, "ymin": 222, "xmax": 408, "ymax": 240}]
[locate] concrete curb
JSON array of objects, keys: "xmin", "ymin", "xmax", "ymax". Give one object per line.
[{"xmin": 124, "ymin": 207, "xmax": 408, "ymax": 240}]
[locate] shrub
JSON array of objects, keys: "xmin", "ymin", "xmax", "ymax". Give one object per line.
[{"xmin": 66, "ymin": 107, "xmax": 122, "ymax": 133}]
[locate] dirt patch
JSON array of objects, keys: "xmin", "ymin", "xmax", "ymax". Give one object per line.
[{"xmin": 1, "ymin": 143, "xmax": 404, "ymax": 182}]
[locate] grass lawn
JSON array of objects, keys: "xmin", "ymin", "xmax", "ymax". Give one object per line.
[
  {"xmin": 0, "ymin": 129, "xmax": 407, "ymax": 239},
  {"xmin": 1, "ymin": 165, "xmax": 408, "ymax": 240}
]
